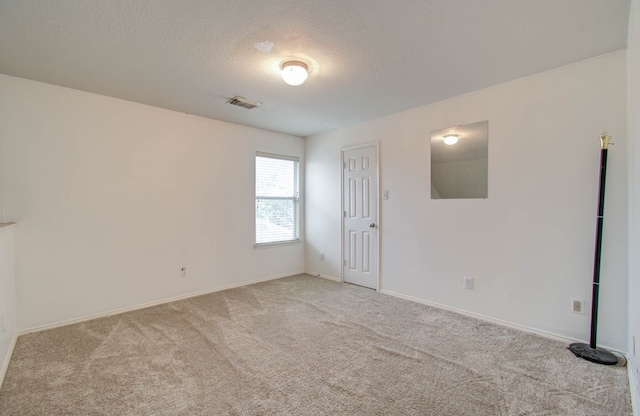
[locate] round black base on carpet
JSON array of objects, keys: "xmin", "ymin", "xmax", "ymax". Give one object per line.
[{"xmin": 569, "ymin": 343, "xmax": 618, "ymax": 365}]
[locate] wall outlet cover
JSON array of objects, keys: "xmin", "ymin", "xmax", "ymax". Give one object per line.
[{"xmin": 571, "ymin": 298, "xmax": 584, "ymax": 314}]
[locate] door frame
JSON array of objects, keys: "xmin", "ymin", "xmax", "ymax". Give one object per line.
[{"xmin": 340, "ymin": 141, "xmax": 380, "ymax": 291}]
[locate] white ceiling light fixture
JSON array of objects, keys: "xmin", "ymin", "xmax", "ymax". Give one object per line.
[
  {"xmin": 281, "ymin": 61, "xmax": 309, "ymax": 86},
  {"xmin": 443, "ymin": 134, "xmax": 459, "ymax": 145}
]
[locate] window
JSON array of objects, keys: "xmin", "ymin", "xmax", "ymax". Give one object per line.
[{"xmin": 255, "ymin": 152, "xmax": 300, "ymax": 245}]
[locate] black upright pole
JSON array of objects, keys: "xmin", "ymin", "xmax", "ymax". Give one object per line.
[
  {"xmin": 589, "ymin": 144, "xmax": 608, "ymax": 349},
  {"xmin": 569, "ymin": 134, "xmax": 618, "ymax": 365}
]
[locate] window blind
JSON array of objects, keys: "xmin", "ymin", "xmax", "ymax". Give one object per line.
[{"xmin": 255, "ymin": 153, "xmax": 299, "ymax": 245}]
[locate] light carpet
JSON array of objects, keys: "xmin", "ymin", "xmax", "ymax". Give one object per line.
[{"xmin": 0, "ymin": 274, "xmax": 632, "ymax": 415}]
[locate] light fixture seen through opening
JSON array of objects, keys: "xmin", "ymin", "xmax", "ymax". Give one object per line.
[
  {"xmin": 281, "ymin": 61, "xmax": 308, "ymax": 86},
  {"xmin": 443, "ymin": 134, "xmax": 459, "ymax": 145}
]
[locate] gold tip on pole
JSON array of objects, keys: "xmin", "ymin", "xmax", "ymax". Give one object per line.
[{"xmin": 600, "ymin": 134, "xmax": 612, "ymax": 150}]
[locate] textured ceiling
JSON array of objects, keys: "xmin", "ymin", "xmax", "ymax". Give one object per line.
[{"xmin": 0, "ymin": 0, "xmax": 631, "ymax": 137}]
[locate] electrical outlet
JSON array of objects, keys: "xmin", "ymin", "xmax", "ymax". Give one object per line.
[
  {"xmin": 571, "ymin": 298, "xmax": 584, "ymax": 314},
  {"xmin": 320, "ymin": 252, "xmax": 325, "ymax": 261},
  {"xmin": 463, "ymin": 277, "xmax": 473, "ymax": 290},
  {"xmin": 180, "ymin": 267, "xmax": 187, "ymax": 277}
]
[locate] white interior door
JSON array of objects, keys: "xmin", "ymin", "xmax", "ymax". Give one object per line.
[{"xmin": 342, "ymin": 144, "xmax": 378, "ymax": 290}]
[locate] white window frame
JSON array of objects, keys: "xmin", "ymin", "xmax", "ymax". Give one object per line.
[{"xmin": 255, "ymin": 152, "xmax": 300, "ymax": 247}]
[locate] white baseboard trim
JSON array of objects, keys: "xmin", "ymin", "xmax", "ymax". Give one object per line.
[
  {"xmin": 19, "ymin": 271, "xmax": 305, "ymax": 336},
  {"xmin": 0, "ymin": 332, "xmax": 18, "ymax": 390},
  {"xmin": 380, "ymin": 289, "xmax": 626, "ymax": 354},
  {"xmin": 306, "ymin": 270, "xmax": 341, "ymax": 282}
]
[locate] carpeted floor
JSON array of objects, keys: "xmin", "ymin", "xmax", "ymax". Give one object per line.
[{"xmin": 0, "ymin": 274, "xmax": 632, "ymax": 415}]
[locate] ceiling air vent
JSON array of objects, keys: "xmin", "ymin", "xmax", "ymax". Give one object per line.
[{"xmin": 227, "ymin": 96, "xmax": 262, "ymax": 110}]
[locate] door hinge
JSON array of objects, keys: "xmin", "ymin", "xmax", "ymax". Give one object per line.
[
  {"xmin": 343, "ymin": 259, "xmax": 347, "ymax": 266},
  {"xmin": 344, "ymin": 211, "xmax": 347, "ymax": 217}
]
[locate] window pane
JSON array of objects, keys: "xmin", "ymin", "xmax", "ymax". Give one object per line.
[
  {"xmin": 256, "ymin": 157, "xmax": 296, "ymax": 197},
  {"xmin": 255, "ymin": 153, "xmax": 299, "ymax": 245},
  {"xmin": 256, "ymin": 199, "xmax": 297, "ymax": 244}
]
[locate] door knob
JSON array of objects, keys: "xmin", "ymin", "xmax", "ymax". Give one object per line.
[{"xmin": 369, "ymin": 223, "xmax": 376, "ymax": 228}]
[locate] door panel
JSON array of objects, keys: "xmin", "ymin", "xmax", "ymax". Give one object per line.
[
  {"xmin": 362, "ymin": 231, "xmax": 371, "ymax": 273},
  {"xmin": 349, "ymin": 178, "xmax": 357, "ymax": 218},
  {"xmin": 343, "ymin": 145, "xmax": 378, "ymax": 289},
  {"xmin": 349, "ymin": 230, "xmax": 357, "ymax": 270},
  {"xmin": 362, "ymin": 177, "xmax": 371, "ymax": 218}
]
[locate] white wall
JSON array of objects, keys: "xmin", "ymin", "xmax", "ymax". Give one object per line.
[
  {"xmin": 627, "ymin": 0, "xmax": 640, "ymax": 412},
  {"xmin": 0, "ymin": 225, "xmax": 17, "ymax": 387},
  {"xmin": 0, "ymin": 75, "xmax": 305, "ymax": 331},
  {"xmin": 305, "ymin": 51, "xmax": 628, "ymax": 351}
]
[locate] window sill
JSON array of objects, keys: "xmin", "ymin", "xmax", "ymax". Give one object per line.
[{"xmin": 254, "ymin": 239, "xmax": 301, "ymax": 249}]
